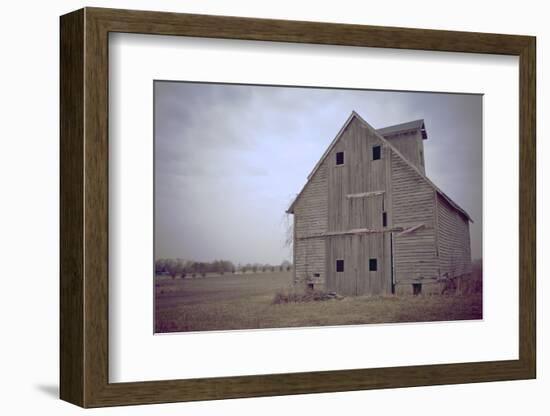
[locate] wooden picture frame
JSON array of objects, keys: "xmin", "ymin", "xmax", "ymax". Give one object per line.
[{"xmin": 60, "ymin": 7, "xmax": 536, "ymax": 408}]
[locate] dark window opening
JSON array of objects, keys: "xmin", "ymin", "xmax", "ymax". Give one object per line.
[
  {"xmin": 336, "ymin": 259, "xmax": 344, "ymax": 272},
  {"xmin": 369, "ymin": 258, "xmax": 377, "ymax": 271},
  {"xmin": 372, "ymin": 145, "xmax": 381, "ymax": 160},
  {"xmin": 313, "ymin": 273, "xmax": 320, "ymax": 277},
  {"xmin": 336, "ymin": 151, "xmax": 344, "ymax": 165},
  {"xmin": 413, "ymin": 283, "xmax": 422, "ymax": 295},
  {"xmin": 307, "ymin": 283, "xmax": 315, "ymax": 291},
  {"xmin": 382, "ymin": 212, "xmax": 387, "ymax": 227}
]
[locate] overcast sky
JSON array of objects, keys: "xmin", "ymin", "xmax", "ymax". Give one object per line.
[{"xmin": 154, "ymin": 81, "xmax": 482, "ymax": 265}]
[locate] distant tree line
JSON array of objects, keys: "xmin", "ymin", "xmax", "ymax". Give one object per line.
[{"xmin": 155, "ymin": 258, "xmax": 293, "ymax": 279}]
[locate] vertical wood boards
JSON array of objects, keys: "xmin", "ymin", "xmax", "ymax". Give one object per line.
[
  {"xmin": 324, "ymin": 117, "xmax": 389, "ymax": 295},
  {"xmin": 326, "ymin": 233, "xmax": 387, "ymax": 296},
  {"xmin": 327, "ymin": 117, "xmax": 386, "ymax": 232}
]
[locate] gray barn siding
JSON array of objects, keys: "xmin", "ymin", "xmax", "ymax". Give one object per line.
[
  {"xmin": 293, "ymin": 162, "xmax": 328, "ymax": 288},
  {"xmin": 327, "ymin": 119, "xmax": 387, "ymax": 233},
  {"xmin": 437, "ymin": 193, "xmax": 472, "ymax": 278},
  {"xmin": 383, "ymin": 130, "xmax": 425, "ymax": 174},
  {"xmin": 324, "ymin": 119, "xmax": 391, "ymax": 295},
  {"xmin": 289, "ymin": 113, "xmax": 472, "ymax": 296},
  {"xmin": 326, "ymin": 233, "xmax": 389, "ymax": 296},
  {"xmin": 391, "ymin": 151, "xmax": 438, "ymax": 286}
]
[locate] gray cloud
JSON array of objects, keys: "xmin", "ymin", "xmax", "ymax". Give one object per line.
[{"xmin": 155, "ymin": 82, "xmax": 482, "ymax": 264}]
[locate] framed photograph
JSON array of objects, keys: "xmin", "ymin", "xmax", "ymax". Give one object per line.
[{"xmin": 60, "ymin": 7, "xmax": 536, "ymax": 408}]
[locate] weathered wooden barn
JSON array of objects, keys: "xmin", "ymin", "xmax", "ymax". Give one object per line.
[{"xmin": 287, "ymin": 111, "xmax": 472, "ymax": 296}]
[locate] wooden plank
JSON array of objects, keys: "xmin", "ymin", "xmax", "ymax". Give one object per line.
[
  {"xmin": 60, "ymin": 8, "xmax": 85, "ymax": 407},
  {"xmin": 346, "ymin": 190, "xmax": 385, "ymax": 199},
  {"xmin": 297, "ymin": 227, "xmax": 405, "ymax": 240},
  {"xmin": 396, "ymin": 223, "xmax": 426, "ymax": 237}
]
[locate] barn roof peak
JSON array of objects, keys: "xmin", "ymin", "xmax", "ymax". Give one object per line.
[{"xmin": 287, "ymin": 111, "xmax": 472, "ymax": 222}]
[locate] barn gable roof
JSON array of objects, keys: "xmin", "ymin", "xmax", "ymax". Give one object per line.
[
  {"xmin": 377, "ymin": 119, "xmax": 428, "ymax": 139},
  {"xmin": 287, "ymin": 111, "xmax": 473, "ymax": 222}
]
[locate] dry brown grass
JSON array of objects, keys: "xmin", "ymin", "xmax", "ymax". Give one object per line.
[
  {"xmin": 155, "ymin": 271, "xmax": 482, "ymax": 333},
  {"xmin": 272, "ymin": 288, "xmax": 341, "ymax": 304}
]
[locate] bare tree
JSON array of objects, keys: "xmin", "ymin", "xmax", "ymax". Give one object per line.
[
  {"xmin": 281, "ymin": 260, "xmax": 292, "ymax": 272},
  {"xmin": 165, "ymin": 258, "xmax": 185, "ymax": 279}
]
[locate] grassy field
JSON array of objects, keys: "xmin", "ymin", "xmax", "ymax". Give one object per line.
[{"xmin": 155, "ymin": 271, "xmax": 482, "ymax": 333}]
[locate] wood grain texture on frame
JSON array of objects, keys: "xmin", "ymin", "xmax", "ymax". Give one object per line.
[{"xmin": 60, "ymin": 7, "xmax": 536, "ymax": 408}]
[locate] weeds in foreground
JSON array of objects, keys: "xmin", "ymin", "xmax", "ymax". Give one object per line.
[{"xmin": 272, "ymin": 289, "xmax": 342, "ymax": 304}]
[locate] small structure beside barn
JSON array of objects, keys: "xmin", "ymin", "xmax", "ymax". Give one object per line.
[{"xmin": 287, "ymin": 111, "xmax": 472, "ymax": 295}]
